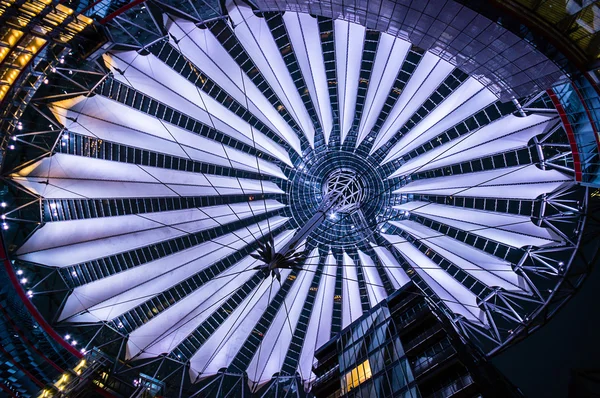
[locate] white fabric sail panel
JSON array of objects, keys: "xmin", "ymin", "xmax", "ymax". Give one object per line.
[
  {"xmin": 356, "ymin": 33, "xmax": 410, "ymax": 147},
  {"xmin": 59, "ymin": 217, "xmax": 289, "ymax": 322},
  {"xmin": 296, "ymin": 249, "xmax": 323, "ymax": 388},
  {"xmin": 103, "ymin": 52, "xmax": 208, "ymax": 123},
  {"xmin": 202, "ymin": 173, "xmax": 284, "ymax": 196},
  {"xmin": 395, "ymin": 201, "xmax": 559, "ymax": 248},
  {"xmin": 12, "ymin": 154, "xmax": 284, "ymax": 199},
  {"xmin": 127, "ymin": 229, "xmax": 297, "ymax": 360},
  {"xmin": 357, "ymin": 250, "xmax": 387, "ymax": 307},
  {"xmin": 381, "ymin": 233, "xmax": 487, "ymax": 325},
  {"xmin": 383, "ymin": 79, "xmax": 497, "ymax": 164},
  {"xmin": 188, "ymin": 268, "xmax": 293, "ymax": 380},
  {"xmin": 228, "ymin": 1, "xmax": 315, "ymax": 147},
  {"xmin": 370, "ymin": 53, "xmax": 454, "ymax": 154},
  {"xmin": 316, "ymin": 253, "xmax": 337, "ymax": 348},
  {"xmin": 389, "ymin": 220, "xmax": 529, "ymax": 292},
  {"xmin": 17, "ymin": 201, "xmax": 283, "ymax": 267},
  {"xmin": 394, "ymin": 165, "xmax": 570, "ymax": 199},
  {"xmin": 102, "ymin": 52, "xmax": 239, "ymax": 144},
  {"xmin": 389, "ymin": 114, "xmax": 555, "ymax": 178},
  {"xmin": 50, "ymin": 96, "xmax": 287, "ymax": 180},
  {"xmin": 246, "ymin": 250, "xmax": 318, "ymax": 387},
  {"xmin": 283, "ymin": 12, "xmax": 333, "ymax": 144},
  {"xmin": 167, "ymin": 18, "xmax": 302, "ymax": 156},
  {"xmin": 297, "ymin": 252, "xmax": 336, "ymax": 387},
  {"xmin": 11, "ymin": 155, "xmax": 186, "ymax": 199},
  {"xmin": 341, "ymin": 252, "xmax": 363, "ymax": 329},
  {"xmin": 10, "ymin": 177, "xmax": 210, "ymax": 200},
  {"xmin": 334, "ymin": 19, "xmax": 365, "ymax": 144},
  {"xmin": 370, "ymin": 244, "xmax": 411, "ymax": 289},
  {"xmin": 103, "ymin": 52, "xmax": 292, "ymax": 166},
  {"xmin": 51, "ymin": 96, "xmax": 187, "ymax": 159},
  {"xmin": 129, "ymin": 256, "xmax": 259, "ymax": 360}
]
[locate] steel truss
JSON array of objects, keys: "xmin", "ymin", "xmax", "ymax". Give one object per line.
[
  {"xmin": 0, "ymin": 1, "xmax": 597, "ymax": 397},
  {"xmin": 379, "ymin": 114, "xmax": 596, "ymax": 357}
]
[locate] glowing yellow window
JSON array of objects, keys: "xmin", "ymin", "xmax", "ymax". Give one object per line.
[{"xmin": 344, "ymin": 359, "xmax": 372, "ymax": 392}]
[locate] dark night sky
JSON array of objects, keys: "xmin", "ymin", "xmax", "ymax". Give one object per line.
[{"xmin": 493, "ymin": 259, "xmax": 600, "ymax": 397}]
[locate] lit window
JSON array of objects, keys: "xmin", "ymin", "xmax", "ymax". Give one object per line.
[{"xmin": 343, "ymin": 359, "xmax": 372, "ymax": 393}]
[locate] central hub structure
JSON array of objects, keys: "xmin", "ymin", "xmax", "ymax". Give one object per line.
[
  {"xmin": 256, "ymin": 168, "xmax": 372, "ymax": 280},
  {"xmin": 286, "ymin": 145, "xmax": 395, "ymax": 248},
  {"xmin": 322, "ymin": 169, "xmax": 365, "ymax": 213}
]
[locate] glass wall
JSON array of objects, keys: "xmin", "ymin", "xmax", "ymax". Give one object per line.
[
  {"xmin": 337, "ymin": 307, "xmax": 419, "ymax": 398},
  {"xmin": 552, "ymin": 78, "xmax": 600, "ymax": 187}
]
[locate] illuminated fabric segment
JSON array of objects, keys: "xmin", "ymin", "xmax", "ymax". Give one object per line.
[
  {"xmin": 370, "ymin": 53, "xmax": 454, "ymax": 154},
  {"xmin": 389, "ymin": 114, "xmax": 557, "ymax": 178},
  {"xmin": 394, "ymin": 202, "xmax": 559, "ymax": 248},
  {"xmin": 357, "ymin": 249, "xmax": 388, "ymax": 307},
  {"xmin": 50, "ymin": 96, "xmax": 288, "ymax": 179},
  {"xmin": 382, "ymin": 78, "xmax": 497, "ymax": 164},
  {"xmin": 394, "ymin": 166, "xmax": 571, "ymax": 199},
  {"xmin": 228, "ymin": 0, "xmax": 316, "ymax": 148},
  {"xmin": 17, "ymin": 201, "xmax": 284, "ymax": 267},
  {"xmin": 166, "ymin": 18, "xmax": 303, "ymax": 156},
  {"xmin": 382, "ymin": 233, "xmax": 487, "ymax": 325},
  {"xmin": 103, "ymin": 51, "xmax": 293, "ymax": 166},
  {"xmin": 126, "ymin": 229, "xmax": 298, "ymax": 361},
  {"xmin": 315, "ymin": 252, "xmax": 337, "ymax": 347},
  {"xmin": 341, "ymin": 252, "xmax": 363, "ymax": 329},
  {"xmin": 389, "ymin": 220, "xmax": 530, "ymax": 292},
  {"xmin": 246, "ymin": 248, "xmax": 317, "ymax": 387},
  {"xmin": 370, "ymin": 244, "xmax": 411, "ymax": 289},
  {"xmin": 11, "ymin": 154, "xmax": 284, "ymax": 199},
  {"xmin": 296, "ymin": 249, "xmax": 323, "ymax": 387},
  {"xmin": 356, "ymin": 33, "xmax": 410, "ymax": 147},
  {"xmin": 283, "ymin": 12, "xmax": 333, "ymax": 144},
  {"xmin": 334, "ymin": 19, "xmax": 365, "ymax": 144},
  {"xmin": 59, "ymin": 217, "xmax": 290, "ymax": 323},
  {"xmin": 187, "ymin": 270, "xmax": 291, "ymax": 377}
]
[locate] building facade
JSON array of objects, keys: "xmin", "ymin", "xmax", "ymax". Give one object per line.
[{"xmin": 312, "ymin": 283, "xmax": 522, "ymax": 398}]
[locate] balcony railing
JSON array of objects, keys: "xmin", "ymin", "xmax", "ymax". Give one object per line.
[
  {"xmin": 405, "ymin": 324, "xmax": 443, "ymax": 352},
  {"xmin": 313, "ymin": 364, "xmax": 339, "ymax": 387},
  {"xmin": 396, "ymin": 304, "xmax": 429, "ymax": 331},
  {"xmin": 412, "ymin": 345, "xmax": 456, "ymax": 376},
  {"xmin": 426, "ymin": 373, "xmax": 475, "ymax": 398}
]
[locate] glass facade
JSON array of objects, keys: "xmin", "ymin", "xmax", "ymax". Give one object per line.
[
  {"xmin": 551, "ymin": 76, "xmax": 600, "ymax": 186},
  {"xmin": 313, "ymin": 283, "xmax": 521, "ymax": 398},
  {"xmin": 338, "ymin": 306, "xmax": 417, "ymax": 398}
]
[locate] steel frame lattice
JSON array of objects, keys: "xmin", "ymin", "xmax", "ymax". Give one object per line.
[{"xmin": 0, "ymin": 1, "xmax": 597, "ymax": 397}]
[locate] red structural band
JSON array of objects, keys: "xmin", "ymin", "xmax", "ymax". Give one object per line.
[
  {"xmin": 570, "ymin": 81, "xmax": 600, "ymax": 152},
  {"xmin": 0, "ymin": 235, "xmax": 83, "ymax": 359},
  {"xmin": 547, "ymin": 88, "xmax": 583, "ymax": 182},
  {"xmin": 0, "ymin": 381, "xmax": 18, "ymax": 397},
  {"xmin": 0, "ymin": 343, "xmax": 45, "ymax": 388},
  {"xmin": 100, "ymin": 0, "xmax": 148, "ymax": 24},
  {"xmin": 81, "ymin": 0, "xmax": 108, "ymax": 14},
  {"xmin": 0, "ymin": 303, "xmax": 65, "ymax": 373}
]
